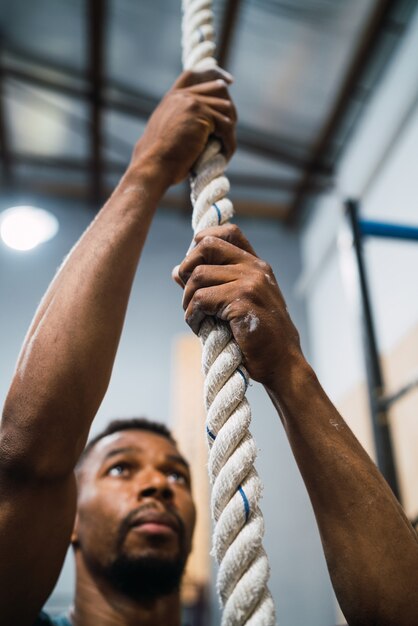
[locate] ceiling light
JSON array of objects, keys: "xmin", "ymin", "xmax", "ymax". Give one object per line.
[{"xmin": 0, "ymin": 206, "xmax": 59, "ymax": 251}]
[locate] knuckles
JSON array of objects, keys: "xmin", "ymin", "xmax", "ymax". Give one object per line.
[
  {"xmin": 194, "ymin": 235, "xmax": 219, "ymax": 260},
  {"xmin": 184, "ymin": 94, "xmax": 203, "ymax": 115},
  {"xmin": 189, "ymin": 265, "xmax": 205, "ymax": 285},
  {"xmin": 199, "ymin": 234, "xmax": 218, "ymax": 250},
  {"xmin": 256, "ymin": 259, "xmax": 272, "ymax": 275},
  {"xmin": 223, "ymin": 223, "xmax": 241, "ymax": 243},
  {"xmin": 196, "ymin": 224, "xmax": 248, "ymax": 251},
  {"xmin": 171, "ymin": 91, "xmax": 201, "ymax": 116},
  {"xmin": 239, "ymin": 279, "xmax": 258, "ymax": 302}
]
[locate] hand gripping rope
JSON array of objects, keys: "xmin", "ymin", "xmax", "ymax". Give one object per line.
[{"xmin": 181, "ymin": 2, "xmax": 276, "ymax": 624}]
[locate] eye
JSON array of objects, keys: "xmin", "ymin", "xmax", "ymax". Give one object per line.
[
  {"xmin": 107, "ymin": 462, "xmax": 131, "ymax": 478},
  {"xmin": 167, "ymin": 470, "xmax": 188, "ymax": 486}
]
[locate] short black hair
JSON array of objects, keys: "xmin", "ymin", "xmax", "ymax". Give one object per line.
[{"xmin": 76, "ymin": 417, "xmax": 177, "ymax": 471}]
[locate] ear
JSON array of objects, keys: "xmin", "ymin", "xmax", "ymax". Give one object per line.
[{"xmin": 71, "ymin": 512, "xmax": 80, "ymax": 546}]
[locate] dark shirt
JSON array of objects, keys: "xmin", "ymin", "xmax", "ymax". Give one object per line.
[
  {"xmin": 33, "ymin": 612, "xmax": 72, "ymax": 626},
  {"xmin": 34, "ymin": 611, "xmax": 189, "ymax": 626}
]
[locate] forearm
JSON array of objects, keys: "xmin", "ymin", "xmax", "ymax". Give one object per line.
[
  {"xmin": 1, "ymin": 162, "xmax": 167, "ymax": 478},
  {"xmin": 176, "ymin": 222, "xmax": 418, "ymax": 624},
  {"xmin": 266, "ymin": 354, "xmax": 418, "ymax": 624}
]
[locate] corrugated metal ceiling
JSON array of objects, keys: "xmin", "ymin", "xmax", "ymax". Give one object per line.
[{"xmin": 0, "ymin": 0, "xmax": 416, "ymax": 223}]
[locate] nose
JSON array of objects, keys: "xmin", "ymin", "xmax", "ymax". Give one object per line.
[{"xmin": 137, "ymin": 468, "xmax": 174, "ymax": 502}]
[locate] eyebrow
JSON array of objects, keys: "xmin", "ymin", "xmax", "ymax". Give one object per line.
[
  {"xmin": 101, "ymin": 447, "xmax": 190, "ymax": 470},
  {"xmin": 166, "ymin": 454, "xmax": 190, "ymax": 470},
  {"xmin": 102, "ymin": 446, "xmax": 141, "ymax": 461}
]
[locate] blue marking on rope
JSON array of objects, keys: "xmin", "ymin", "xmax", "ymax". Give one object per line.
[
  {"xmin": 213, "ymin": 203, "xmax": 222, "ymax": 225},
  {"xmin": 206, "ymin": 426, "xmax": 216, "ymax": 441},
  {"xmin": 238, "ymin": 485, "xmax": 250, "ymax": 523},
  {"xmin": 237, "ymin": 367, "xmax": 248, "ymax": 390}
]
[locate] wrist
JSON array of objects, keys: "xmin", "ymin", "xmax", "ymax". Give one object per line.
[
  {"xmin": 264, "ymin": 350, "xmax": 318, "ymax": 413},
  {"xmin": 120, "ymin": 154, "xmax": 172, "ymax": 203},
  {"xmin": 129, "ymin": 142, "xmax": 174, "ymax": 193}
]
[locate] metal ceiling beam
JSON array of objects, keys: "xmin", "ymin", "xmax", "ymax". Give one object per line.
[
  {"xmin": 88, "ymin": 0, "xmax": 106, "ymax": 207},
  {"xmin": 236, "ymin": 123, "xmax": 331, "ymax": 175},
  {"xmin": 228, "ymin": 171, "xmax": 331, "ymax": 193},
  {"xmin": 289, "ymin": 0, "xmax": 408, "ymax": 224},
  {"xmin": 217, "ymin": 0, "xmax": 243, "ymax": 68},
  {"xmin": 3, "ymin": 65, "xmax": 87, "ymax": 100},
  {"xmin": 2, "ymin": 43, "xmax": 158, "ymax": 113},
  {"xmin": 11, "ymin": 151, "xmax": 332, "ymax": 195},
  {"xmin": 9, "ymin": 178, "xmax": 289, "ymax": 220},
  {"xmin": 0, "ymin": 52, "xmax": 318, "ymax": 170},
  {"xmin": 13, "ymin": 153, "xmax": 124, "ymax": 172},
  {"xmin": 1, "ymin": 41, "xmax": 84, "ymax": 82}
]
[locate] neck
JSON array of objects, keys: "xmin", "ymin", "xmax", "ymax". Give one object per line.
[{"xmin": 71, "ymin": 551, "xmax": 182, "ymax": 626}]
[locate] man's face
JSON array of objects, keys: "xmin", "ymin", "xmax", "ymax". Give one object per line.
[{"xmin": 73, "ymin": 429, "xmax": 196, "ymax": 599}]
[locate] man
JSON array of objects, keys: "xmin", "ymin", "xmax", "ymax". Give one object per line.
[
  {"xmin": 0, "ymin": 66, "xmax": 417, "ymax": 626},
  {"xmin": 49, "ymin": 418, "xmax": 196, "ymax": 626}
]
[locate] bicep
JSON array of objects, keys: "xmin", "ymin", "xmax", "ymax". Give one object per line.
[{"xmin": 0, "ymin": 470, "xmax": 76, "ymax": 625}]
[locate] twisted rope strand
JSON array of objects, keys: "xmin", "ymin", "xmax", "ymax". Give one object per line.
[{"xmin": 181, "ymin": 2, "xmax": 276, "ymax": 624}]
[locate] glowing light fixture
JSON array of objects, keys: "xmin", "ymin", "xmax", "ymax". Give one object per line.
[{"xmin": 0, "ymin": 206, "xmax": 59, "ymax": 251}]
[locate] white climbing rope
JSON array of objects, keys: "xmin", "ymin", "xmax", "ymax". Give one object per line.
[{"xmin": 181, "ymin": 2, "xmax": 276, "ymax": 624}]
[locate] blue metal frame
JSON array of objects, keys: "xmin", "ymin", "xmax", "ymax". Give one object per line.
[
  {"xmin": 346, "ymin": 200, "xmax": 401, "ymax": 501},
  {"xmin": 359, "ymin": 220, "xmax": 418, "ymax": 241}
]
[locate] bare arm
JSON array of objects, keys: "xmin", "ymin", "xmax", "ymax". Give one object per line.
[
  {"xmin": 266, "ymin": 358, "xmax": 418, "ymax": 625},
  {"xmin": 176, "ymin": 223, "xmax": 418, "ymax": 626},
  {"xmin": 0, "ymin": 68, "xmax": 236, "ymax": 625}
]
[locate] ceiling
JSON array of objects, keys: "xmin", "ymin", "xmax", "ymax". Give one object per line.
[{"xmin": 0, "ymin": 0, "xmax": 416, "ymax": 224}]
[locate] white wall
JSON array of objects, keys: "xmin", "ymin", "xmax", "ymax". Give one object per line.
[
  {"xmin": 301, "ymin": 4, "xmax": 418, "ymax": 409},
  {"xmin": 301, "ymin": 8, "xmax": 418, "ymax": 622},
  {"xmin": 0, "ymin": 196, "xmax": 337, "ymax": 625}
]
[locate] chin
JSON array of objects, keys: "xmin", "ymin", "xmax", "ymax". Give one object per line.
[{"xmin": 106, "ymin": 552, "xmax": 187, "ymax": 601}]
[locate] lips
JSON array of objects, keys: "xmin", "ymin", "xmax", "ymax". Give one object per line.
[{"xmin": 129, "ymin": 510, "xmax": 180, "ymax": 535}]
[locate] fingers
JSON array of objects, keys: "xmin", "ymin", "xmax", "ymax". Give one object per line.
[
  {"xmin": 185, "ymin": 84, "xmax": 237, "ymax": 159},
  {"xmin": 194, "ymin": 225, "xmax": 257, "ymax": 256},
  {"xmin": 183, "ymin": 284, "xmax": 233, "ymax": 335},
  {"xmin": 182, "ymin": 265, "xmax": 237, "ymax": 312},
  {"xmin": 171, "ymin": 69, "xmax": 237, "ymax": 162},
  {"xmin": 192, "ymin": 96, "xmax": 236, "ymax": 158},
  {"xmin": 192, "ymin": 103, "xmax": 235, "ymax": 160},
  {"xmin": 173, "ymin": 67, "xmax": 233, "ymax": 90},
  {"xmin": 188, "ymin": 78, "xmax": 231, "ymax": 96},
  {"xmin": 178, "ymin": 235, "xmax": 247, "ymax": 285},
  {"xmin": 196, "ymin": 94, "xmax": 237, "ymax": 122},
  {"xmin": 172, "ymin": 265, "xmax": 184, "ymax": 288},
  {"xmin": 172, "ymin": 226, "xmax": 266, "ymax": 336},
  {"xmin": 210, "ymin": 110, "xmax": 236, "ymax": 159},
  {"xmin": 188, "ymin": 80, "xmax": 237, "ymax": 120},
  {"xmin": 174, "ymin": 225, "xmax": 257, "ymax": 286}
]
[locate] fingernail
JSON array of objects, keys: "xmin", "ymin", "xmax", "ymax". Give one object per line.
[{"xmin": 218, "ymin": 68, "xmax": 234, "ymax": 83}]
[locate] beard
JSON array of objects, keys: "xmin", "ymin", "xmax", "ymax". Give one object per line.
[
  {"xmin": 93, "ymin": 504, "xmax": 189, "ymax": 603},
  {"xmin": 104, "ymin": 551, "xmax": 187, "ymax": 602}
]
